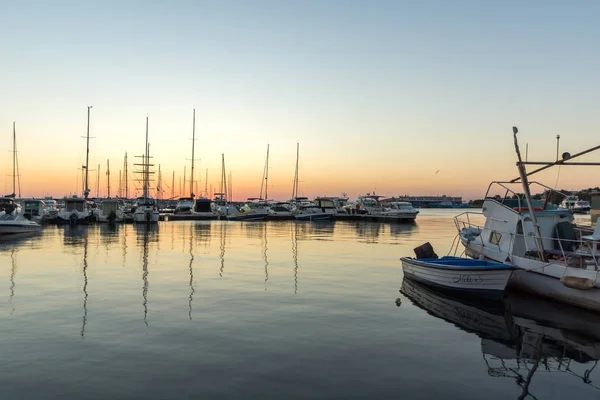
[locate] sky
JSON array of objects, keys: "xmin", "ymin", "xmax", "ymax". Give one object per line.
[{"xmin": 1, "ymin": 0, "xmax": 600, "ymax": 201}]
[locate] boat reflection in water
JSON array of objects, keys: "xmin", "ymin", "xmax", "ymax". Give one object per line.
[{"xmin": 400, "ymin": 278, "xmax": 600, "ymax": 397}]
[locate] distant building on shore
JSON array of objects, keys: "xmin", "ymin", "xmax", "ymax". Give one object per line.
[{"xmin": 383, "ymin": 195, "xmax": 470, "ymax": 209}]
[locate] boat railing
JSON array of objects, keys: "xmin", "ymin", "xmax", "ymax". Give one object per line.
[{"xmin": 455, "ymin": 215, "xmax": 600, "ymax": 271}]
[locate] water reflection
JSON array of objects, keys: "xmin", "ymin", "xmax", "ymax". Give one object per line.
[
  {"xmin": 400, "ymin": 278, "xmax": 600, "ymax": 397},
  {"xmin": 188, "ymin": 224, "xmax": 195, "ymax": 320},
  {"xmin": 219, "ymin": 224, "xmax": 226, "ymax": 278},
  {"xmin": 263, "ymin": 224, "xmax": 269, "ymax": 290},
  {"xmin": 81, "ymin": 234, "xmax": 89, "ymax": 338},
  {"xmin": 9, "ymin": 249, "xmax": 16, "ymax": 315},
  {"xmin": 291, "ymin": 223, "xmax": 299, "ymax": 294}
]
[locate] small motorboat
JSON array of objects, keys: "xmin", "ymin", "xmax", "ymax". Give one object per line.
[
  {"xmin": 401, "ymin": 243, "xmax": 516, "ymax": 298},
  {"xmin": 0, "ymin": 201, "xmax": 42, "ymax": 237}
]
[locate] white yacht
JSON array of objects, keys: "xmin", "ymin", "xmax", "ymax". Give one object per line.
[
  {"xmin": 560, "ymin": 195, "xmax": 579, "ymax": 209},
  {"xmin": 356, "ymin": 195, "xmax": 418, "ymax": 220},
  {"xmin": 97, "ymin": 199, "xmax": 125, "ymax": 223},
  {"xmin": 133, "ymin": 117, "xmax": 160, "ymax": 224},
  {"xmin": 192, "ymin": 197, "xmax": 218, "ymax": 219},
  {"xmin": 56, "ymin": 197, "xmax": 93, "ymax": 224},
  {"xmin": 573, "ymin": 200, "xmax": 591, "ymax": 214},
  {"xmin": 455, "ymin": 126, "xmax": 600, "ymax": 312},
  {"xmin": 268, "ymin": 202, "xmax": 293, "ymax": 217},
  {"xmin": 386, "ymin": 201, "xmax": 420, "ymax": 218}
]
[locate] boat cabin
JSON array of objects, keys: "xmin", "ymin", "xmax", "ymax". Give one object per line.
[
  {"xmin": 194, "ymin": 198, "xmax": 213, "ymax": 213},
  {"xmin": 314, "ymin": 197, "xmax": 337, "ymax": 212},
  {"xmin": 136, "ymin": 197, "xmax": 156, "ymax": 207},
  {"xmin": 65, "ymin": 198, "xmax": 87, "ymax": 212},
  {"xmin": 474, "ymin": 182, "xmax": 578, "ymax": 261},
  {"xmin": 23, "ymin": 200, "xmax": 45, "ymax": 218},
  {"xmin": 100, "ymin": 199, "xmax": 120, "ymax": 214}
]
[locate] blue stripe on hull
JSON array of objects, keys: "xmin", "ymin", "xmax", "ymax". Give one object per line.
[{"xmin": 403, "ymin": 275, "xmax": 506, "ymax": 300}]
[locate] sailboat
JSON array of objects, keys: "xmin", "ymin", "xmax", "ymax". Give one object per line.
[
  {"xmin": 133, "ymin": 117, "xmax": 160, "ymax": 224},
  {"xmin": 56, "ymin": 106, "xmax": 94, "ymax": 224},
  {"xmin": 227, "ymin": 145, "xmax": 270, "ymax": 221},
  {"xmin": 288, "ymin": 143, "xmax": 333, "ymax": 221},
  {"xmin": 0, "ymin": 122, "xmax": 42, "ymax": 236}
]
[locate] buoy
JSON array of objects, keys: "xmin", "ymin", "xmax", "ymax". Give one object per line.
[{"xmin": 560, "ymin": 276, "xmax": 596, "ymax": 290}]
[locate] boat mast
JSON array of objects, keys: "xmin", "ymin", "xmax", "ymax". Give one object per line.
[
  {"xmin": 124, "ymin": 153, "xmax": 129, "ymax": 199},
  {"xmin": 118, "ymin": 170, "xmax": 122, "ymax": 198},
  {"xmin": 190, "ymin": 109, "xmax": 196, "ymax": 199},
  {"xmin": 265, "ymin": 144, "xmax": 270, "ymax": 201},
  {"xmin": 513, "ymin": 127, "xmax": 545, "ymax": 261},
  {"xmin": 96, "ymin": 164, "xmax": 100, "ymax": 198},
  {"xmin": 84, "ymin": 106, "xmax": 92, "ymax": 199},
  {"xmin": 229, "ymin": 170, "xmax": 233, "ymax": 202},
  {"xmin": 292, "ymin": 142, "xmax": 299, "ymax": 200},
  {"xmin": 205, "ymin": 169, "xmax": 208, "ymax": 198},
  {"xmin": 12, "ymin": 122, "xmax": 16, "ymax": 197},
  {"xmin": 157, "ymin": 164, "xmax": 162, "ymax": 200},
  {"xmin": 220, "ymin": 153, "xmax": 227, "ymax": 203},
  {"xmin": 144, "ymin": 117, "xmax": 149, "ymax": 199},
  {"xmin": 183, "ymin": 166, "xmax": 186, "ymax": 197},
  {"xmin": 172, "ymin": 171, "xmax": 175, "ymax": 199},
  {"xmin": 106, "ymin": 159, "xmax": 111, "ymax": 198}
]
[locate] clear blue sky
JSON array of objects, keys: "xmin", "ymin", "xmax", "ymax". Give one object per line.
[{"xmin": 1, "ymin": 1, "xmax": 599, "ymax": 199}]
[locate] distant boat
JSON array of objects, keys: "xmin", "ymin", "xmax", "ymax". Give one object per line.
[
  {"xmin": 227, "ymin": 198, "xmax": 269, "ymax": 221},
  {"xmin": 357, "ymin": 195, "xmax": 419, "ymax": 220},
  {"xmin": 294, "ymin": 197, "xmax": 336, "ymax": 221},
  {"xmin": 97, "ymin": 199, "xmax": 125, "ymax": 223},
  {"xmin": 22, "ymin": 199, "xmax": 46, "ymax": 224},
  {"xmin": 0, "ymin": 124, "xmax": 41, "ymax": 235}
]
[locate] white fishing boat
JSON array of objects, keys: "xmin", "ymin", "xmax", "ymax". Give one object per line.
[
  {"xmin": 97, "ymin": 199, "xmax": 125, "ymax": 223},
  {"xmin": 357, "ymin": 195, "xmax": 419, "ymax": 220},
  {"xmin": 573, "ymin": 200, "xmax": 591, "ymax": 214},
  {"xmin": 386, "ymin": 201, "xmax": 420, "ymax": 218},
  {"xmin": 133, "ymin": 117, "xmax": 160, "ymax": 224},
  {"xmin": 401, "ymin": 253, "xmax": 515, "ymax": 298},
  {"xmin": 56, "ymin": 197, "xmax": 93, "ymax": 224},
  {"xmin": 22, "ymin": 199, "xmax": 46, "ymax": 224},
  {"xmin": 455, "ymin": 126, "xmax": 600, "ymax": 312}
]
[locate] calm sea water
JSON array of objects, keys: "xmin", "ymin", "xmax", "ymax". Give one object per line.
[{"xmin": 0, "ymin": 210, "xmax": 598, "ymax": 399}]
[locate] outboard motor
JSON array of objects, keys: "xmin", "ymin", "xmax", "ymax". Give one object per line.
[{"xmin": 413, "ymin": 242, "xmax": 438, "ymax": 259}]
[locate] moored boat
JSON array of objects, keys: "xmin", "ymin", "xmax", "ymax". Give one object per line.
[
  {"xmin": 56, "ymin": 197, "xmax": 93, "ymax": 224},
  {"xmin": 401, "ymin": 255, "xmax": 516, "ymax": 298},
  {"xmin": 455, "ymin": 126, "xmax": 600, "ymax": 312}
]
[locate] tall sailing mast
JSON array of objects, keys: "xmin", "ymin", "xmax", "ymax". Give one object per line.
[
  {"xmin": 292, "ymin": 142, "xmax": 299, "ymax": 200},
  {"xmin": 205, "ymin": 169, "xmax": 208, "ymax": 198},
  {"xmin": 124, "ymin": 153, "xmax": 129, "ymax": 199},
  {"xmin": 219, "ymin": 154, "xmax": 227, "ymax": 203},
  {"xmin": 11, "ymin": 122, "xmax": 16, "ymax": 197},
  {"xmin": 84, "ymin": 106, "xmax": 92, "ymax": 199},
  {"xmin": 106, "ymin": 159, "xmax": 111, "ymax": 198},
  {"xmin": 259, "ymin": 144, "xmax": 270, "ymax": 201},
  {"xmin": 190, "ymin": 109, "xmax": 196, "ymax": 198}
]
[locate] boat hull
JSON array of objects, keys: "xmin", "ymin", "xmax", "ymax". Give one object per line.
[
  {"xmin": 133, "ymin": 208, "xmax": 160, "ymax": 223},
  {"xmin": 509, "ymin": 269, "xmax": 600, "ymax": 313},
  {"xmin": 294, "ymin": 213, "xmax": 333, "ymax": 221},
  {"xmin": 55, "ymin": 212, "xmax": 92, "ymax": 225},
  {"xmin": 227, "ymin": 212, "xmax": 268, "ymax": 221},
  {"xmin": 401, "ymin": 257, "xmax": 513, "ymax": 298},
  {"xmin": 0, "ymin": 222, "xmax": 42, "ymax": 235}
]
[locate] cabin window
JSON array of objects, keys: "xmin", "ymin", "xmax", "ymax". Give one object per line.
[{"xmin": 490, "ymin": 231, "xmax": 502, "ymax": 245}]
